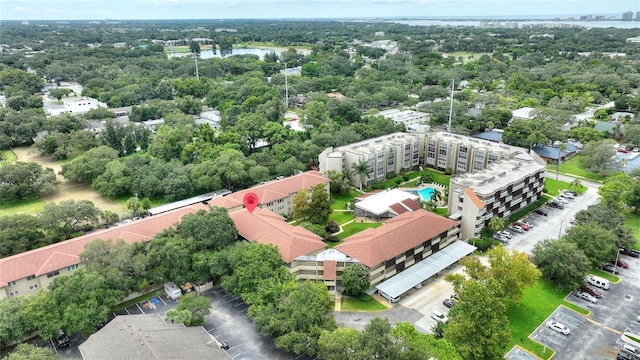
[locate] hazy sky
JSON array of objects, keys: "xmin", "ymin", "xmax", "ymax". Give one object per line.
[{"xmin": 1, "ymin": 0, "xmax": 638, "ymax": 20}]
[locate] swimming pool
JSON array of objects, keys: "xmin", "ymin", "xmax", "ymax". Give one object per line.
[{"xmin": 416, "ymin": 187, "xmax": 436, "ymax": 201}]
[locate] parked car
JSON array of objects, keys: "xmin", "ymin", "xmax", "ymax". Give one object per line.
[
  {"xmin": 519, "ymin": 220, "xmax": 534, "ymax": 228},
  {"xmin": 431, "ymin": 310, "xmax": 449, "ymax": 323},
  {"xmin": 565, "ymin": 190, "xmax": 578, "ymax": 196},
  {"xmin": 497, "ymin": 231, "xmax": 512, "ymax": 239},
  {"xmin": 602, "ymin": 263, "xmax": 621, "ymax": 274},
  {"xmin": 556, "ymin": 198, "xmax": 569, "ymax": 204},
  {"xmin": 548, "ymin": 322, "xmax": 570, "ymax": 335},
  {"xmin": 493, "ymin": 234, "xmax": 509, "ymax": 243},
  {"xmin": 612, "ymin": 259, "xmax": 629, "ymax": 269},
  {"xmin": 450, "ymin": 292, "xmax": 460, "ymax": 302},
  {"xmin": 576, "ymin": 291, "xmax": 598, "ymax": 303},
  {"xmin": 618, "ymin": 350, "xmax": 634, "ymax": 360},
  {"xmin": 534, "ymin": 208, "xmax": 548, "ymax": 216},
  {"xmin": 56, "ymin": 330, "xmax": 70, "ymax": 348},
  {"xmin": 560, "ymin": 192, "xmax": 574, "ymax": 199},
  {"xmin": 621, "ymin": 344, "xmax": 640, "ymax": 357},
  {"xmin": 509, "ymin": 225, "xmax": 525, "ymax": 233},
  {"xmin": 621, "ymin": 248, "xmax": 640, "ymax": 258},
  {"xmin": 514, "ymin": 222, "xmax": 529, "ymax": 231},
  {"xmin": 579, "ymin": 285, "xmax": 602, "ymax": 298},
  {"xmin": 548, "ymin": 201, "xmax": 564, "ymax": 209},
  {"xmin": 220, "ymin": 341, "xmax": 230, "ymax": 350},
  {"xmin": 443, "ymin": 298, "xmax": 456, "ymax": 308}
]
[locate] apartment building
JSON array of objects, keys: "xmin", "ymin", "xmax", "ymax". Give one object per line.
[
  {"xmin": 423, "ymin": 132, "xmax": 511, "ymax": 174},
  {"xmin": 0, "ymin": 172, "xmax": 328, "ymax": 300},
  {"xmin": 448, "ymin": 156, "xmax": 546, "ymax": 239},
  {"xmin": 209, "ymin": 170, "xmax": 330, "ymax": 216},
  {"xmin": 318, "ymin": 132, "xmax": 422, "ymax": 187},
  {"xmin": 381, "ymin": 109, "xmax": 430, "ymax": 128},
  {"xmin": 0, "ymin": 205, "xmax": 207, "ymax": 300}
]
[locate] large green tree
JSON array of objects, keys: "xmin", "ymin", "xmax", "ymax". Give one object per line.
[
  {"xmin": 0, "ymin": 297, "xmax": 28, "ymax": 350},
  {"xmin": 176, "ymin": 207, "xmax": 238, "ymax": 252},
  {"xmin": 0, "ymin": 162, "xmax": 59, "ymax": 201},
  {"xmin": 532, "ymin": 239, "xmax": 591, "ymax": 291},
  {"xmin": 444, "ymin": 279, "xmax": 510, "ymax": 360},
  {"xmin": 342, "ymin": 263, "xmax": 370, "ymax": 296},
  {"xmin": 39, "ymin": 200, "xmax": 102, "ymax": 239},
  {"xmin": 4, "ymin": 344, "xmax": 60, "ymax": 360},
  {"xmin": 165, "ymin": 293, "xmax": 211, "ymax": 326},
  {"xmin": 564, "ymin": 222, "xmax": 618, "ymax": 268}
]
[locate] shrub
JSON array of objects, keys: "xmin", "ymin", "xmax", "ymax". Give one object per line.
[
  {"xmin": 471, "ymin": 237, "xmax": 493, "ymax": 252},
  {"xmin": 327, "ymin": 235, "xmax": 341, "ymax": 242}
]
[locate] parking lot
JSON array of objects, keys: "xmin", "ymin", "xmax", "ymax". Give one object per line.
[{"xmin": 202, "ymin": 287, "xmax": 301, "ymax": 360}]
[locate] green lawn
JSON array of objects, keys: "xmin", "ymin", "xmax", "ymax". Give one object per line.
[
  {"xmin": 338, "ymin": 222, "xmax": 382, "ymax": 239},
  {"xmin": 329, "ymin": 211, "xmax": 354, "ymax": 225},
  {"xmin": 331, "ymin": 190, "xmax": 359, "ymax": 210},
  {"xmin": 543, "ymin": 178, "xmax": 575, "ymax": 196},
  {"xmin": 340, "ymin": 295, "xmax": 387, "ymax": 311},
  {"xmin": 506, "ymin": 278, "xmax": 588, "ymax": 359},
  {"xmin": 0, "ymin": 197, "xmax": 46, "ymax": 216},
  {"xmin": 0, "ymin": 150, "xmax": 17, "ymax": 166},
  {"xmin": 547, "ymin": 155, "xmax": 605, "ymax": 182},
  {"xmin": 624, "ymin": 211, "xmax": 640, "ymax": 247},
  {"xmin": 431, "ymin": 172, "xmax": 451, "ymax": 187},
  {"xmin": 434, "ymin": 208, "xmax": 448, "ymax": 217},
  {"xmin": 590, "ymin": 269, "xmax": 620, "ymax": 283}
]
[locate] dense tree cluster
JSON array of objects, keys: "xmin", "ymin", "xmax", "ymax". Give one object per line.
[
  {"xmin": 0, "ymin": 206, "xmax": 238, "ymax": 349},
  {"xmin": 533, "ymin": 201, "xmax": 636, "ymax": 290}
]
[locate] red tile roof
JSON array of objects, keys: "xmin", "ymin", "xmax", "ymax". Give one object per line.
[
  {"xmin": 0, "ymin": 204, "xmax": 207, "ymax": 288},
  {"xmin": 335, "ymin": 209, "xmax": 457, "ymax": 268},
  {"xmin": 229, "ymin": 208, "xmax": 326, "ymax": 263},
  {"xmin": 230, "ymin": 171, "xmax": 329, "ymax": 207},
  {"xmin": 323, "ymin": 260, "xmax": 337, "ymax": 281}
]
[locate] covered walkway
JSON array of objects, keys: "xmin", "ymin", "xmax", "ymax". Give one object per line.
[{"xmin": 376, "ymin": 240, "xmax": 476, "ymax": 303}]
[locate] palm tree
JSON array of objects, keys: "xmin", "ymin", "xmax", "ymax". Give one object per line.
[
  {"xmin": 351, "ymin": 160, "xmax": 371, "ymax": 191},
  {"xmin": 556, "ymin": 142, "xmax": 567, "ymax": 181},
  {"xmin": 488, "ymin": 216, "xmax": 506, "ymax": 234},
  {"xmin": 570, "ymin": 178, "xmax": 582, "ymax": 191},
  {"xmin": 429, "ymin": 191, "xmax": 442, "ymax": 205}
]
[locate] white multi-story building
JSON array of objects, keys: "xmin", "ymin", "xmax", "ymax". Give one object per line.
[
  {"xmin": 423, "ymin": 132, "xmax": 512, "ymax": 174},
  {"xmin": 381, "ymin": 109, "xmax": 429, "ymax": 128},
  {"xmin": 46, "ymin": 96, "xmax": 107, "ymax": 116},
  {"xmin": 447, "ymin": 153, "xmax": 546, "ymax": 239},
  {"xmin": 318, "ymin": 132, "xmax": 422, "ymax": 187}
]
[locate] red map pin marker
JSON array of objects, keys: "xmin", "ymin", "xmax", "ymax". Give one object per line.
[{"xmin": 243, "ymin": 192, "xmax": 259, "ymax": 213}]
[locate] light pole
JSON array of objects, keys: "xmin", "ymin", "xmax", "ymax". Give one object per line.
[
  {"xmin": 615, "ymin": 248, "xmax": 622, "ymax": 273},
  {"xmin": 558, "ymin": 220, "xmax": 563, "ymax": 239}
]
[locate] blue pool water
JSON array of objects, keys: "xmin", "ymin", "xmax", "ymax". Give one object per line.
[{"xmin": 416, "ymin": 187, "xmax": 436, "ymax": 201}]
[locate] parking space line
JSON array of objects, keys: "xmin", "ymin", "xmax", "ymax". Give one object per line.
[
  {"xmin": 606, "ymin": 326, "xmax": 622, "ymax": 335},
  {"xmin": 587, "ymin": 318, "xmax": 602, "ymax": 326},
  {"xmin": 156, "ymin": 296, "xmax": 167, "ymax": 306},
  {"xmin": 136, "ymin": 303, "xmax": 145, "ymax": 313},
  {"xmin": 124, "ymin": 307, "xmax": 130, "ymax": 315}
]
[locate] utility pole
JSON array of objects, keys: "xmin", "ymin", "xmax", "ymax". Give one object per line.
[
  {"xmin": 284, "ymin": 61, "xmax": 289, "ymax": 109},
  {"xmin": 193, "ymin": 51, "xmax": 200, "ymax": 80},
  {"xmin": 447, "ymin": 79, "xmax": 454, "ymax": 132}
]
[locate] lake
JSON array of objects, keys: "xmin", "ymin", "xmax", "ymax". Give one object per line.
[{"xmin": 167, "ymin": 48, "xmax": 280, "ymax": 59}]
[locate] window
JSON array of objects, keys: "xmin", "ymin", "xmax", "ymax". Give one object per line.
[
  {"xmin": 8, "ymin": 281, "xmax": 16, "ymax": 287},
  {"xmin": 9, "ymin": 291, "xmax": 19, "ymax": 296},
  {"xmin": 67, "ymin": 264, "xmax": 79, "ymax": 271},
  {"xmin": 47, "ymin": 271, "xmax": 60, "ymax": 278},
  {"xmin": 26, "ymin": 275, "xmax": 36, "ymax": 280},
  {"xmin": 29, "ymin": 284, "xmax": 39, "ymax": 290}
]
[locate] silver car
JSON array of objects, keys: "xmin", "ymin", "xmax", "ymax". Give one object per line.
[{"xmin": 576, "ymin": 291, "xmax": 598, "ymax": 303}]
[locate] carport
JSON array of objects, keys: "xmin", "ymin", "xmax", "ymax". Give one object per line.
[{"xmin": 376, "ymin": 240, "xmax": 476, "ymax": 303}]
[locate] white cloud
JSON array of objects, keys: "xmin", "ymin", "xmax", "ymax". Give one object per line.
[{"xmin": 14, "ymin": 6, "xmax": 34, "ymax": 12}]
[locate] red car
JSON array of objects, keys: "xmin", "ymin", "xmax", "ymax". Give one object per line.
[
  {"xmin": 515, "ymin": 222, "xmax": 529, "ymax": 231},
  {"xmin": 615, "ymin": 259, "xmax": 629, "ymax": 269}
]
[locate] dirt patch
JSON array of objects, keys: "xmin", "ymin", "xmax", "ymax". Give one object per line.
[{"xmin": 12, "ymin": 146, "xmax": 126, "ymax": 214}]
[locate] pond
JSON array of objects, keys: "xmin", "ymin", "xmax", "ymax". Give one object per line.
[{"xmin": 167, "ymin": 48, "xmax": 280, "ymax": 59}]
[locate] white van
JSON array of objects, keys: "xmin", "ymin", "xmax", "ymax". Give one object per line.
[
  {"xmin": 587, "ymin": 275, "xmax": 610, "ymax": 290},
  {"xmin": 164, "ymin": 281, "xmax": 182, "ymax": 300}
]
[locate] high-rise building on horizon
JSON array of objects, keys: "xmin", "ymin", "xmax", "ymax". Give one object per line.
[{"xmin": 622, "ymin": 11, "xmax": 634, "ymax": 21}]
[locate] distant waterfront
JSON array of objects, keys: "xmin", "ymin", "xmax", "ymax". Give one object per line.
[{"xmin": 388, "ymin": 19, "xmax": 640, "ymax": 29}]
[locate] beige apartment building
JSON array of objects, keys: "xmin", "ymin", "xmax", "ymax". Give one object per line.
[{"xmin": 318, "ymin": 132, "xmax": 423, "ymax": 187}]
